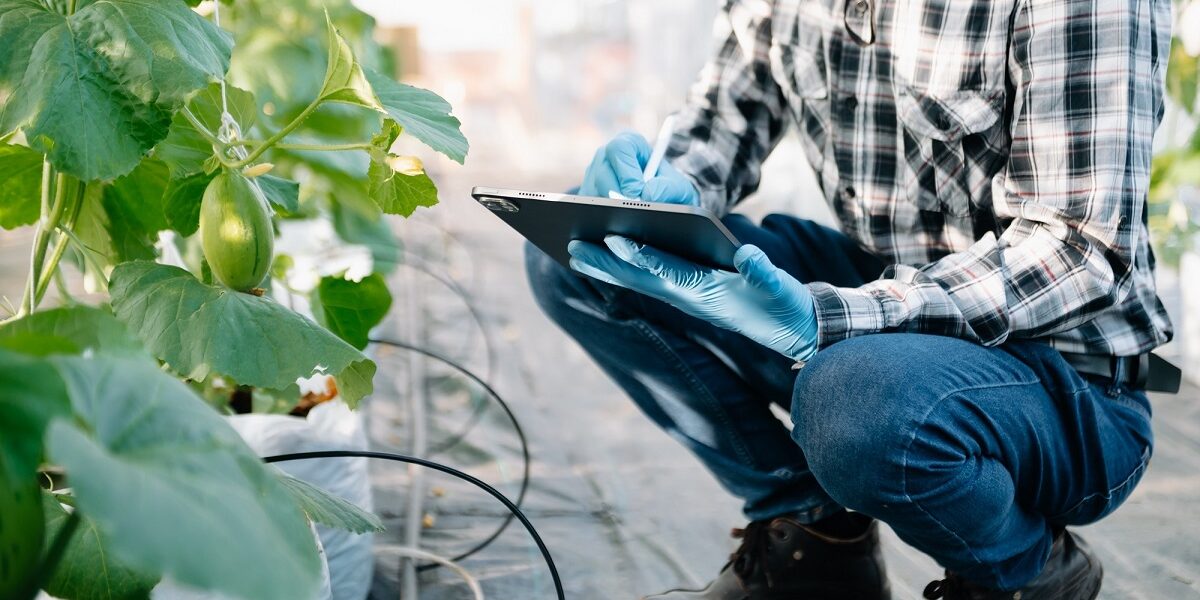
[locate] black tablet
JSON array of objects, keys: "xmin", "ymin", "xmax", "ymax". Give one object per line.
[{"xmin": 471, "ymin": 186, "xmax": 742, "ymax": 270}]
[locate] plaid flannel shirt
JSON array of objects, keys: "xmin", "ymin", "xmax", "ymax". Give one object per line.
[{"xmin": 666, "ymin": 0, "xmax": 1174, "ymax": 357}]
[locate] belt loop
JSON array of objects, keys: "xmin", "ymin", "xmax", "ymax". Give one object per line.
[{"xmin": 1109, "ymin": 356, "xmax": 1126, "ymax": 396}]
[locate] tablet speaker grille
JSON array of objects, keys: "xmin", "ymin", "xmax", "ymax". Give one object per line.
[
  {"xmin": 516, "ymin": 192, "xmax": 545, "ymax": 198},
  {"xmin": 621, "ymin": 201, "xmax": 652, "ymax": 208}
]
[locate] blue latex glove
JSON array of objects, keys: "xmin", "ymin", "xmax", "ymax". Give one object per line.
[
  {"xmin": 578, "ymin": 132, "xmax": 700, "ymax": 205},
  {"xmin": 568, "ymin": 235, "xmax": 819, "ymax": 362}
]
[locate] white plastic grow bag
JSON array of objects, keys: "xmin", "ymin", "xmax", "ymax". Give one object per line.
[{"xmin": 226, "ymin": 400, "xmax": 374, "ymax": 600}]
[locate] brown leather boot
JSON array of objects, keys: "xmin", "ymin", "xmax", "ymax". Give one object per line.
[
  {"xmin": 922, "ymin": 530, "xmax": 1102, "ymax": 600},
  {"xmin": 643, "ymin": 512, "xmax": 890, "ymax": 600}
]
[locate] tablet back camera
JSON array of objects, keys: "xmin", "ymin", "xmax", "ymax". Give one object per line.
[{"xmin": 480, "ymin": 197, "xmax": 520, "ymax": 213}]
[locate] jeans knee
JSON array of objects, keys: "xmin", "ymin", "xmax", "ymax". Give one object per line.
[{"xmin": 789, "ymin": 336, "xmax": 923, "ymax": 512}]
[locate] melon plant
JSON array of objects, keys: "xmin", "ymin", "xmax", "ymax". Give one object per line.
[{"xmin": 0, "ymin": 0, "xmax": 466, "ymax": 598}]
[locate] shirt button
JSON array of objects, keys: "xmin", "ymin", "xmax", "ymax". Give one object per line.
[
  {"xmin": 843, "ymin": 185, "xmax": 857, "ymax": 199},
  {"xmin": 853, "ymin": 0, "xmax": 870, "ymax": 15},
  {"xmin": 843, "ymin": 95, "xmax": 858, "ymax": 112}
]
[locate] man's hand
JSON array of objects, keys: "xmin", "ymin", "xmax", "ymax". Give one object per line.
[
  {"xmin": 568, "ymin": 235, "xmax": 819, "ymax": 362},
  {"xmin": 579, "ymin": 132, "xmax": 700, "ymax": 205}
]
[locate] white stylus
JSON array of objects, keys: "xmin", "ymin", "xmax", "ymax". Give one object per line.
[
  {"xmin": 642, "ymin": 114, "xmax": 677, "ymax": 182},
  {"xmin": 608, "ymin": 114, "xmax": 678, "ymax": 200}
]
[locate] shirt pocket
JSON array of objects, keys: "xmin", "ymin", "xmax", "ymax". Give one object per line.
[
  {"xmin": 769, "ymin": 4, "xmax": 830, "ymax": 171},
  {"xmin": 768, "ymin": 3, "xmax": 828, "ymax": 100},
  {"xmin": 889, "ymin": 0, "xmax": 1012, "ymax": 216},
  {"xmin": 894, "ymin": 87, "xmax": 1005, "ymax": 217}
]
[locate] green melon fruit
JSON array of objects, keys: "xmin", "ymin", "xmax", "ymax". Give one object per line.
[
  {"xmin": 199, "ymin": 171, "xmax": 274, "ymax": 291},
  {"xmin": 0, "ymin": 479, "xmax": 44, "ymax": 598}
]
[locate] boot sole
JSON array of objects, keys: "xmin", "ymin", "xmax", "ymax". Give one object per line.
[
  {"xmin": 1058, "ymin": 558, "xmax": 1103, "ymax": 600},
  {"xmin": 1077, "ymin": 566, "xmax": 1102, "ymax": 600}
]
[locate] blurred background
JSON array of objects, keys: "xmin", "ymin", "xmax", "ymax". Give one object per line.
[{"xmin": 354, "ymin": 0, "xmax": 831, "ymax": 225}]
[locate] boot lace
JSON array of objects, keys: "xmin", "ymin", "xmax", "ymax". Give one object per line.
[{"xmin": 729, "ymin": 520, "xmax": 775, "ymax": 587}]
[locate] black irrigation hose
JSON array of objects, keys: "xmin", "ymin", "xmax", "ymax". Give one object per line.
[
  {"xmin": 367, "ymin": 338, "xmax": 531, "ymax": 573},
  {"xmin": 263, "ymin": 450, "xmax": 564, "ymax": 600}
]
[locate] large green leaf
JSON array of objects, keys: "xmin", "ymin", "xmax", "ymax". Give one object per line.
[
  {"xmin": 0, "ymin": 305, "xmax": 145, "ymax": 358},
  {"xmin": 71, "ymin": 183, "xmax": 119, "ymax": 285},
  {"xmin": 0, "ymin": 349, "xmax": 69, "ymax": 485},
  {"xmin": 316, "ymin": 273, "xmax": 392, "ymax": 350},
  {"xmin": 0, "ymin": 143, "xmax": 42, "ymax": 229},
  {"xmin": 257, "ymin": 173, "xmax": 301, "ymax": 214},
  {"xmin": 0, "ymin": 479, "xmax": 43, "ymax": 598},
  {"xmin": 0, "ymin": 0, "xmax": 233, "ymax": 181},
  {"xmin": 163, "ymin": 171, "xmax": 217, "ymax": 236},
  {"xmin": 0, "ymin": 312, "xmax": 140, "ymax": 599},
  {"xmin": 0, "ymin": 349, "xmax": 64, "ymax": 598},
  {"xmin": 101, "ymin": 158, "xmax": 171, "ymax": 261},
  {"xmin": 41, "ymin": 492, "xmax": 159, "ymax": 600},
  {"xmin": 363, "ymin": 68, "xmax": 468, "ymax": 164},
  {"xmin": 316, "ymin": 17, "xmax": 467, "ymax": 164},
  {"xmin": 46, "ymin": 355, "xmax": 322, "ymax": 600},
  {"xmin": 367, "ymin": 159, "xmax": 439, "ymax": 217},
  {"xmin": 316, "ymin": 16, "xmax": 376, "ymax": 107},
  {"xmin": 109, "ymin": 261, "xmax": 376, "ymax": 405},
  {"xmin": 335, "ymin": 358, "xmax": 375, "ymax": 405},
  {"xmin": 69, "ymin": 165, "xmax": 172, "ymax": 277},
  {"xmin": 278, "ymin": 474, "xmax": 384, "ymax": 535},
  {"xmin": 106, "ymin": 159, "xmax": 170, "ymax": 233},
  {"xmin": 156, "ymin": 83, "xmax": 258, "ymax": 179}
]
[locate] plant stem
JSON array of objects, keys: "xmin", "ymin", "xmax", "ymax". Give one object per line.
[
  {"xmin": 29, "ymin": 175, "xmax": 73, "ymax": 306},
  {"xmin": 182, "ymin": 107, "xmax": 222, "ymax": 146},
  {"xmin": 276, "ymin": 142, "xmax": 373, "ymax": 152},
  {"xmin": 20, "ymin": 168, "xmax": 70, "ymax": 316},
  {"xmin": 58, "ymin": 227, "xmax": 112, "ymax": 290},
  {"xmin": 18, "ymin": 161, "xmax": 53, "ymax": 316},
  {"xmin": 226, "ymin": 139, "xmax": 372, "ymax": 153},
  {"xmin": 230, "ymin": 97, "xmax": 324, "ymax": 168},
  {"xmin": 182, "ymin": 108, "xmax": 239, "ymax": 168},
  {"xmin": 33, "ymin": 183, "xmax": 85, "ymax": 305},
  {"xmin": 53, "ymin": 269, "xmax": 74, "ymax": 304},
  {"xmin": 31, "ymin": 510, "xmax": 81, "ymax": 596}
]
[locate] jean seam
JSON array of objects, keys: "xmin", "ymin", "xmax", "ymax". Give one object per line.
[
  {"xmin": 1106, "ymin": 389, "xmax": 1152, "ymax": 420},
  {"xmin": 899, "ymin": 377, "xmax": 1043, "ymax": 584},
  {"xmin": 627, "ymin": 319, "xmax": 760, "ymax": 468},
  {"xmin": 1047, "ymin": 445, "xmax": 1152, "ymax": 522}
]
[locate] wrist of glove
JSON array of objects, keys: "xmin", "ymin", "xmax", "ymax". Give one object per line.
[
  {"xmin": 579, "ymin": 131, "xmax": 700, "ymax": 206},
  {"xmin": 567, "ymin": 235, "xmax": 819, "ymax": 362}
]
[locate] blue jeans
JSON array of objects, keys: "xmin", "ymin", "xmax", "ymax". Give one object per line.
[{"xmin": 524, "ymin": 214, "xmax": 1154, "ymax": 590}]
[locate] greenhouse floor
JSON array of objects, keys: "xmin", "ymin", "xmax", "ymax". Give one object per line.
[{"xmin": 361, "ymin": 175, "xmax": 1200, "ymax": 600}]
